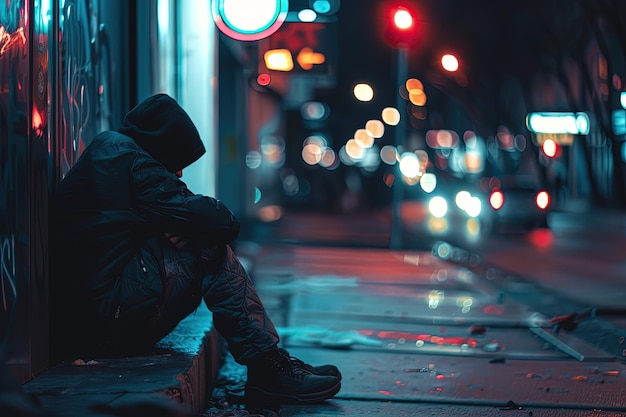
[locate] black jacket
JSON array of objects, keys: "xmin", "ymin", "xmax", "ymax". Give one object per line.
[{"xmin": 51, "ymin": 94, "xmax": 240, "ymax": 325}]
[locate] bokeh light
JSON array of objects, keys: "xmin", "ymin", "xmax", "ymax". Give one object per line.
[
  {"xmin": 303, "ymin": 134, "xmax": 327, "ymax": 147},
  {"xmin": 406, "ymin": 78, "xmax": 424, "ymax": 93},
  {"xmin": 380, "ymin": 145, "xmax": 398, "ymax": 165},
  {"xmin": 257, "ymin": 205, "xmax": 282, "ymax": 222},
  {"xmin": 261, "ymin": 136, "xmax": 285, "ymax": 166},
  {"xmin": 257, "ymin": 73, "xmax": 271, "ymax": 86},
  {"xmin": 393, "ymin": 8, "xmax": 413, "ymax": 29},
  {"xmin": 382, "ymin": 107, "xmax": 400, "ymax": 125},
  {"xmin": 246, "ymin": 150, "xmax": 262, "ymax": 169},
  {"xmin": 428, "ymin": 196, "xmax": 448, "ymax": 218},
  {"xmin": 264, "ymin": 49, "xmax": 293, "ymax": 71},
  {"xmin": 302, "ymin": 143, "xmax": 323, "ymax": 165},
  {"xmin": 441, "ymin": 54, "xmax": 459, "ymax": 72},
  {"xmin": 354, "ymin": 83, "xmax": 374, "ymax": 102},
  {"xmin": 455, "ymin": 190, "xmax": 471, "ymax": 211},
  {"xmin": 409, "ymin": 90, "xmax": 427, "ymax": 106},
  {"xmin": 542, "ymin": 139, "xmax": 558, "ymax": 158},
  {"xmin": 365, "ymin": 119, "xmax": 385, "ymax": 138},
  {"xmin": 536, "ymin": 191, "xmax": 550, "ymax": 209},
  {"xmin": 465, "ymin": 196, "xmax": 482, "ymax": 217},
  {"xmin": 354, "ymin": 129, "xmax": 374, "ymax": 148},
  {"xmin": 399, "ymin": 152, "xmax": 421, "ymax": 178},
  {"xmin": 490, "ymin": 189, "xmax": 504, "ymax": 210},
  {"xmin": 345, "ymin": 138, "xmax": 365, "ymax": 159},
  {"xmin": 282, "ymin": 174, "xmax": 299, "ymax": 196},
  {"xmin": 420, "ymin": 173, "xmax": 437, "ymax": 193},
  {"xmin": 301, "ymin": 102, "xmax": 329, "ymax": 120},
  {"xmin": 319, "ymin": 147, "xmax": 339, "ymax": 169},
  {"xmin": 297, "ymin": 9, "xmax": 317, "ymax": 22}
]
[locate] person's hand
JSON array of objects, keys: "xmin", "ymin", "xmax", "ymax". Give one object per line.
[{"xmin": 164, "ymin": 232, "xmax": 189, "ymax": 249}]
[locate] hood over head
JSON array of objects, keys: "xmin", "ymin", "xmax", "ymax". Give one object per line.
[{"xmin": 118, "ymin": 94, "xmax": 206, "ymax": 172}]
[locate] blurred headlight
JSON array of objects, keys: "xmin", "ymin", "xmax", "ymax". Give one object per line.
[
  {"xmin": 428, "ymin": 196, "xmax": 448, "ymax": 218},
  {"xmin": 466, "ymin": 196, "xmax": 482, "ymax": 217},
  {"xmin": 455, "ymin": 190, "xmax": 471, "ymax": 211}
]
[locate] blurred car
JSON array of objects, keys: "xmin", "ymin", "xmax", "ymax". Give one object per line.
[
  {"xmin": 480, "ymin": 175, "xmax": 551, "ymax": 233},
  {"xmin": 418, "ymin": 174, "xmax": 488, "ymax": 242},
  {"xmin": 422, "ymin": 174, "xmax": 551, "ymax": 239}
]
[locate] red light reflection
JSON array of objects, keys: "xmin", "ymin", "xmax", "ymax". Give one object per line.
[
  {"xmin": 526, "ymin": 228, "xmax": 554, "ymax": 251},
  {"xmin": 360, "ymin": 329, "xmax": 478, "ymax": 347}
]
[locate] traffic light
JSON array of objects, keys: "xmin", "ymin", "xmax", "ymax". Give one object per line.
[{"xmin": 384, "ymin": 2, "xmax": 421, "ymax": 48}]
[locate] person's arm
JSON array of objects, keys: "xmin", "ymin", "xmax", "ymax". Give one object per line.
[{"xmin": 130, "ymin": 155, "xmax": 240, "ymax": 244}]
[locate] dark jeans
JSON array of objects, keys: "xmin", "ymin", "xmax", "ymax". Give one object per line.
[{"xmin": 98, "ymin": 244, "xmax": 279, "ymax": 364}]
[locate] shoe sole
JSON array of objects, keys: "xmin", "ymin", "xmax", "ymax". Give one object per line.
[{"xmin": 245, "ymin": 380, "xmax": 341, "ymax": 406}]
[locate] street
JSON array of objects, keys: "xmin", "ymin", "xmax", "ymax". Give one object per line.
[{"xmin": 204, "ymin": 207, "xmax": 626, "ymax": 416}]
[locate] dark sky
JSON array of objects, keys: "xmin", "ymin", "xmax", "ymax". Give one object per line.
[
  {"xmin": 313, "ymin": 0, "xmax": 552, "ymax": 141},
  {"xmin": 314, "ymin": 1, "xmax": 396, "ymax": 145}
]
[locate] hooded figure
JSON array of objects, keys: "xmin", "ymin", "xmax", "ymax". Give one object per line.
[
  {"xmin": 51, "ymin": 94, "xmax": 241, "ymax": 355},
  {"xmin": 118, "ymin": 94, "xmax": 206, "ymax": 173},
  {"xmin": 50, "ymin": 94, "xmax": 340, "ymax": 407}
]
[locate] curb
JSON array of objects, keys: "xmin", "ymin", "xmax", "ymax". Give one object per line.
[{"xmin": 21, "ymin": 306, "xmax": 224, "ymax": 416}]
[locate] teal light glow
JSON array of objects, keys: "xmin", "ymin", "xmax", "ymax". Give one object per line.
[
  {"xmin": 526, "ymin": 112, "xmax": 590, "ymax": 135},
  {"xmin": 212, "ymin": 0, "xmax": 288, "ymax": 41}
]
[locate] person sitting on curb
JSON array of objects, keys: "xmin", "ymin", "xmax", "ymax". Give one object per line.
[{"xmin": 49, "ymin": 93, "xmax": 341, "ymax": 407}]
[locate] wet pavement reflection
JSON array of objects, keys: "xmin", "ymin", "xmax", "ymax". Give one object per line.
[{"xmin": 204, "ymin": 210, "xmax": 626, "ymax": 416}]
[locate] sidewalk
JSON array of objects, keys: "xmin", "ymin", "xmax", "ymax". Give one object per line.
[
  {"xmin": 15, "ymin": 207, "xmax": 626, "ymax": 417},
  {"xmin": 234, "ymin": 240, "xmax": 626, "ymax": 416}
]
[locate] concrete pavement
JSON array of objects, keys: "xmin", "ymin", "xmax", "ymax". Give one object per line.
[
  {"xmin": 14, "ymin": 207, "xmax": 626, "ymax": 417},
  {"xmin": 228, "ymin": 241, "xmax": 626, "ymax": 416}
]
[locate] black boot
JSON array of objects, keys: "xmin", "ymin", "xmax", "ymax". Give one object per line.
[
  {"xmin": 276, "ymin": 348, "xmax": 342, "ymax": 380},
  {"xmin": 245, "ymin": 348, "xmax": 341, "ymax": 406}
]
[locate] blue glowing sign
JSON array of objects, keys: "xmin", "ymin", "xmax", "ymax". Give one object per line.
[
  {"xmin": 211, "ymin": 0, "xmax": 289, "ymax": 41},
  {"xmin": 526, "ymin": 112, "xmax": 590, "ymax": 135}
]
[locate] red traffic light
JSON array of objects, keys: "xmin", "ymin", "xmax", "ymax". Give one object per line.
[
  {"xmin": 383, "ymin": 2, "xmax": 421, "ymax": 48},
  {"xmin": 392, "ymin": 7, "xmax": 414, "ymax": 30}
]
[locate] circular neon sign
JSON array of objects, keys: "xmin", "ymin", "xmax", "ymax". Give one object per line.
[{"xmin": 212, "ymin": 0, "xmax": 289, "ymax": 41}]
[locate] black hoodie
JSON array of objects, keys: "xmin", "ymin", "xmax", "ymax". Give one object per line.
[
  {"xmin": 50, "ymin": 94, "xmax": 239, "ymax": 334},
  {"xmin": 118, "ymin": 94, "xmax": 206, "ymax": 173}
]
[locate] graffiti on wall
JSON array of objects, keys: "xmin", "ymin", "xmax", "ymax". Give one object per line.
[
  {"xmin": 0, "ymin": 0, "xmax": 29, "ymax": 350},
  {"xmin": 58, "ymin": 0, "xmax": 100, "ymax": 179},
  {"xmin": 0, "ymin": 235, "xmax": 16, "ymax": 342}
]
